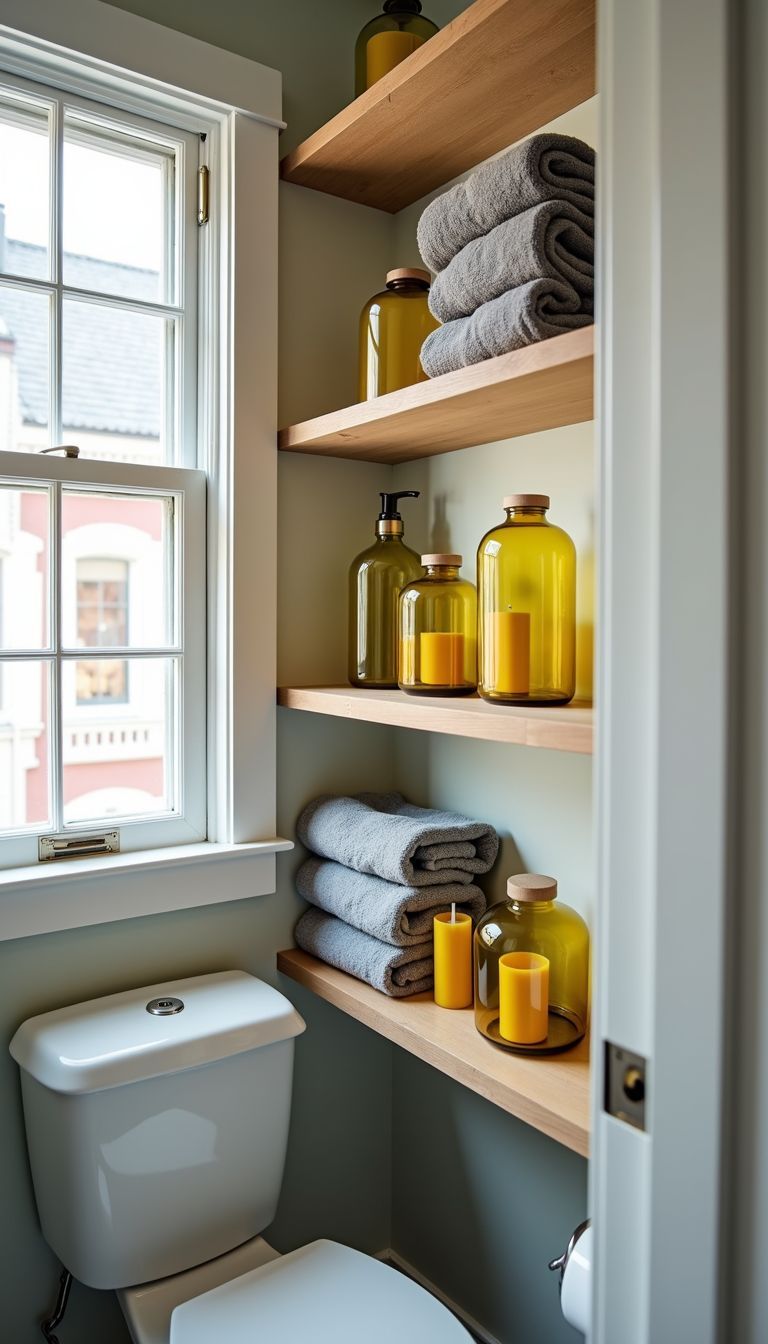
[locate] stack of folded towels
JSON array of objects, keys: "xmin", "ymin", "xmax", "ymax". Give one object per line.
[
  {"xmin": 294, "ymin": 791, "xmax": 499, "ymax": 998},
  {"xmin": 417, "ymin": 133, "xmax": 596, "ymax": 378}
]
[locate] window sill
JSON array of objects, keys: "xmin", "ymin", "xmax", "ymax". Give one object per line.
[{"xmin": 0, "ymin": 839, "xmax": 294, "ymax": 942}]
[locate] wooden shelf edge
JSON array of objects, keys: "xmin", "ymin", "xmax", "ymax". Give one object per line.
[
  {"xmin": 278, "ymin": 948, "xmax": 590, "ymax": 1157},
  {"xmin": 278, "ymin": 330, "xmax": 594, "ymax": 464},
  {"xmin": 280, "ymin": 0, "xmax": 596, "ymax": 213},
  {"xmin": 277, "ymin": 686, "xmax": 594, "ymax": 755}
]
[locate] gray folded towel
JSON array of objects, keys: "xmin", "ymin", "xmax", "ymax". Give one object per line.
[
  {"xmin": 296, "ymin": 791, "xmax": 499, "ymax": 887},
  {"xmin": 420, "ymin": 280, "xmax": 594, "ymax": 379},
  {"xmin": 297, "ymin": 858, "xmax": 486, "ymax": 947},
  {"xmin": 428, "ymin": 201, "xmax": 594, "ymax": 325},
  {"xmin": 295, "ymin": 908, "xmax": 433, "ymax": 997},
  {"xmin": 418, "ymin": 133, "xmax": 596, "ymax": 274}
]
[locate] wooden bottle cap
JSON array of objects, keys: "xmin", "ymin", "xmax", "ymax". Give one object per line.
[
  {"xmin": 421, "ymin": 552, "xmax": 462, "ymax": 566},
  {"xmin": 507, "ymin": 873, "xmax": 558, "ymax": 902},
  {"xmin": 503, "ymin": 494, "xmax": 550, "ymax": 509},
  {"xmin": 386, "ymin": 267, "xmax": 431, "ymax": 286}
]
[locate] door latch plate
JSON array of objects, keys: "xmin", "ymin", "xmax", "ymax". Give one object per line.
[{"xmin": 605, "ymin": 1041, "xmax": 647, "ymax": 1131}]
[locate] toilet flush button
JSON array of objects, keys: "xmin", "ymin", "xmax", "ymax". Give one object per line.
[{"xmin": 146, "ymin": 997, "xmax": 185, "ymax": 1016}]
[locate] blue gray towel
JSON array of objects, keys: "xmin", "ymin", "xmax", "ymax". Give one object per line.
[
  {"xmin": 428, "ymin": 200, "xmax": 594, "ymax": 325},
  {"xmin": 297, "ymin": 858, "xmax": 486, "ymax": 947},
  {"xmin": 295, "ymin": 908, "xmax": 434, "ymax": 998},
  {"xmin": 420, "ymin": 280, "xmax": 593, "ymax": 379},
  {"xmin": 417, "ymin": 133, "xmax": 595, "ymax": 273},
  {"xmin": 296, "ymin": 791, "xmax": 499, "ymax": 887}
]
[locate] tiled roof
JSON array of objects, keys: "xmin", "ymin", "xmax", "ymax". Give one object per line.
[{"xmin": 0, "ymin": 240, "xmax": 162, "ymax": 438}]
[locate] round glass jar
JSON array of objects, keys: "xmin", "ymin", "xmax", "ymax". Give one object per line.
[
  {"xmin": 398, "ymin": 554, "xmax": 477, "ymax": 694},
  {"xmin": 477, "ymin": 494, "xmax": 576, "ymax": 705},
  {"xmin": 354, "ymin": 1, "xmax": 439, "ymax": 96},
  {"xmin": 474, "ymin": 874, "xmax": 589, "ymax": 1055},
  {"xmin": 358, "ymin": 268, "xmax": 439, "ymax": 400}
]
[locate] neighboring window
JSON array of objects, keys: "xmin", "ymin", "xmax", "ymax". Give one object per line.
[
  {"xmin": 0, "ymin": 70, "xmax": 206, "ymax": 865},
  {"xmin": 76, "ymin": 558, "xmax": 129, "ymax": 705}
]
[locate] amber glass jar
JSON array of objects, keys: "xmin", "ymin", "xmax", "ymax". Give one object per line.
[
  {"xmin": 399, "ymin": 554, "xmax": 477, "ymax": 695},
  {"xmin": 355, "ymin": 1, "xmax": 439, "ymax": 96},
  {"xmin": 474, "ymin": 874, "xmax": 589, "ymax": 1055},
  {"xmin": 477, "ymin": 494, "xmax": 576, "ymax": 705},
  {"xmin": 359, "ymin": 269, "xmax": 439, "ymax": 400}
]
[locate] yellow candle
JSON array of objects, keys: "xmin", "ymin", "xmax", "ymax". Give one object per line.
[
  {"xmin": 433, "ymin": 910, "xmax": 473, "ymax": 1009},
  {"xmin": 490, "ymin": 611, "xmax": 530, "ymax": 694},
  {"xmin": 499, "ymin": 952, "xmax": 550, "ymax": 1044},
  {"xmin": 366, "ymin": 30, "xmax": 423, "ymax": 88},
  {"xmin": 420, "ymin": 632, "xmax": 465, "ymax": 686}
]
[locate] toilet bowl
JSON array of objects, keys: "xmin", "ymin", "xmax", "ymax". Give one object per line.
[{"xmin": 10, "ymin": 970, "xmax": 472, "ymax": 1343}]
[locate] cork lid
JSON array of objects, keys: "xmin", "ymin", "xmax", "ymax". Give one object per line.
[
  {"xmin": 421, "ymin": 553, "xmax": 462, "ymax": 566},
  {"xmin": 507, "ymin": 873, "xmax": 558, "ymax": 902},
  {"xmin": 386, "ymin": 267, "xmax": 431, "ymax": 287},
  {"xmin": 503, "ymin": 494, "xmax": 550, "ymax": 510}
]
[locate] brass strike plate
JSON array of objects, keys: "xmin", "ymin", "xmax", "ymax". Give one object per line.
[{"xmin": 604, "ymin": 1042, "xmax": 647, "ymax": 1132}]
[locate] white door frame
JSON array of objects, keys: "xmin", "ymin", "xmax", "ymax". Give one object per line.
[{"xmin": 592, "ymin": 1, "xmax": 732, "ymax": 1340}]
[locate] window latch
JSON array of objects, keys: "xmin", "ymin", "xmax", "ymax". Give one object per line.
[
  {"xmin": 38, "ymin": 831, "xmax": 120, "ymax": 862},
  {"xmin": 40, "ymin": 445, "xmax": 80, "ymax": 458}
]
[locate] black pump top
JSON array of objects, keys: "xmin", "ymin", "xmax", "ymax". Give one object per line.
[
  {"xmin": 383, "ymin": 0, "xmax": 422, "ymax": 13},
  {"xmin": 378, "ymin": 490, "xmax": 420, "ymax": 521}
]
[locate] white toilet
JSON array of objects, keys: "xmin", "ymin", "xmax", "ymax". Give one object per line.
[{"xmin": 10, "ymin": 970, "xmax": 472, "ymax": 1343}]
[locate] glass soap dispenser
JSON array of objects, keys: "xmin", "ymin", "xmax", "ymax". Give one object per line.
[
  {"xmin": 355, "ymin": 1, "xmax": 439, "ymax": 96},
  {"xmin": 398, "ymin": 554, "xmax": 477, "ymax": 695},
  {"xmin": 349, "ymin": 491, "xmax": 422, "ymax": 688},
  {"xmin": 359, "ymin": 269, "xmax": 439, "ymax": 401},
  {"xmin": 477, "ymin": 494, "xmax": 576, "ymax": 705},
  {"xmin": 474, "ymin": 874, "xmax": 589, "ymax": 1055}
]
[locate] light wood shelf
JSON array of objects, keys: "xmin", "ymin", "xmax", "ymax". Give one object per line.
[
  {"xmin": 278, "ymin": 948, "xmax": 590, "ymax": 1156},
  {"xmin": 277, "ymin": 685, "xmax": 594, "ymax": 754},
  {"xmin": 280, "ymin": 0, "xmax": 596, "ymax": 213},
  {"xmin": 278, "ymin": 329, "xmax": 594, "ymax": 464}
]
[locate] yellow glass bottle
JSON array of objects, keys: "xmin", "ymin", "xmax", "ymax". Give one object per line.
[
  {"xmin": 349, "ymin": 491, "xmax": 422, "ymax": 688},
  {"xmin": 359, "ymin": 269, "xmax": 439, "ymax": 401},
  {"xmin": 398, "ymin": 554, "xmax": 477, "ymax": 694},
  {"xmin": 354, "ymin": 1, "xmax": 439, "ymax": 96},
  {"xmin": 474, "ymin": 874, "xmax": 589, "ymax": 1055},
  {"xmin": 477, "ymin": 494, "xmax": 576, "ymax": 705}
]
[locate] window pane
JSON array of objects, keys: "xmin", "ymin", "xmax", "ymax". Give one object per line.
[
  {"xmin": 0, "ymin": 285, "xmax": 50, "ymax": 452},
  {"xmin": 0, "ymin": 485, "xmax": 50, "ymax": 648},
  {"xmin": 61, "ymin": 490, "xmax": 174, "ymax": 647},
  {"xmin": 0, "ymin": 96, "xmax": 51, "ymax": 281},
  {"xmin": 63, "ymin": 116, "xmax": 171, "ymax": 303},
  {"xmin": 62, "ymin": 300, "xmax": 173, "ymax": 463},
  {"xmin": 62, "ymin": 656, "xmax": 176, "ymax": 825},
  {"xmin": 0, "ymin": 659, "xmax": 51, "ymax": 830}
]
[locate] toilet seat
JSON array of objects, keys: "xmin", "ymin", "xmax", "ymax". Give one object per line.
[{"xmin": 170, "ymin": 1239, "xmax": 473, "ymax": 1342}]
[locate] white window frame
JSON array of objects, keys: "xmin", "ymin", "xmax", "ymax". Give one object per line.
[{"xmin": 0, "ymin": 0, "xmax": 288, "ymax": 934}]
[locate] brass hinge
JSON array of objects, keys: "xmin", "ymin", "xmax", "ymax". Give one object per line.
[{"xmin": 197, "ymin": 165, "xmax": 210, "ymax": 226}]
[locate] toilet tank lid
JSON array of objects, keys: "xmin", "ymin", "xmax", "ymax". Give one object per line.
[{"xmin": 9, "ymin": 970, "xmax": 306, "ymax": 1095}]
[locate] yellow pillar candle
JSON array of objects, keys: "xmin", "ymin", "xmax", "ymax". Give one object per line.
[
  {"xmin": 420, "ymin": 632, "xmax": 465, "ymax": 686},
  {"xmin": 499, "ymin": 952, "xmax": 550, "ymax": 1044},
  {"xmin": 433, "ymin": 909, "xmax": 473, "ymax": 1009},
  {"xmin": 366, "ymin": 30, "xmax": 422, "ymax": 88},
  {"xmin": 491, "ymin": 611, "xmax": 531, "ymax": 694}
]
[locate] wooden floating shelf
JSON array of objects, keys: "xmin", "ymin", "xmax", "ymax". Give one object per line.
[
  {"xmin": 278, "ymin": 329, "xmax": 594, "ymax": 464},
  {"xmin": 280, "ymin": 0, "xmax": 596, "ymax": 213},
  {"xmin": 277, "ymin": 686, "xmax": 593, "ymax": 755},
  {"xmin": 278, "ymin": 948, "xmax": 590, "ymax": 1156}
]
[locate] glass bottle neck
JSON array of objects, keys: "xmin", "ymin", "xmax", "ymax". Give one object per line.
[
  {"xmin": 423, "ymin": 565, "xmax": 460, "ymax": 579},
  {"xmin": 508, "ymin": 898, "xmax": 555, "ymax": 912},
  {"xmin": 504, "ymin": 507, "xmax": 548, "ymax": 522}
]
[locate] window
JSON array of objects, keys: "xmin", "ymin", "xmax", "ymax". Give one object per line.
[
  {"xmin": 76, "ymin": 558, "xmax": 130, "ymax": 704},
  {"xmin": 0, "ymin": 68, "xmax": 206, "ymax": 867}
]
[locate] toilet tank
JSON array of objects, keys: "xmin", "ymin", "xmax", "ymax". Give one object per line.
[{"xmin": 9, "ymin": 971, "xmax": 305, "ymax": 1290}]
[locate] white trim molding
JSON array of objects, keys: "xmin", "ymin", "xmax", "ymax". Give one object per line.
[{"xmin": 593, "ymin": 1, "xmax": 733, "ymax": 1341}]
